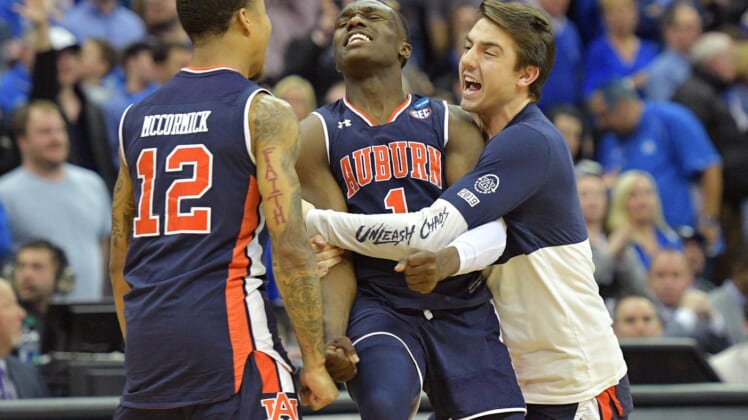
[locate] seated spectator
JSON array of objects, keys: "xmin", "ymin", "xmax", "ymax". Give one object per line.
[
  {"xmin": 607, "ymin": 170, "xmax": 683, "ymax": 270},
  {"xmin": 8, "ymin": 239, "xmax": 73, "ymax": 359},
  {"xmin": 709, "ymin": 244, "xmax": 748, "ymax": 346},
  {"xmin": 273, "ymin": 75, "xmax": 317, "ymax": 121},
  {"xmin": 613, "ymin": 294, "xmax": 663, "ymax": 338},
  {"xmin": 709, "ymin": 301, "xmax": 748, "ymax": 384},
  {"xmin": 0, "ymin": 100, "xmax": 111, "ymax": 301},
  {"xmin": 590, "ymin": 78, "xmax": 723, "ymax": 246},
  {"xmin": 582, "ymin": 0, "xmax": 659, "ymax": 98},
  {"xmin": 152, "ymin": 41, "xmax": 191, "ymax": 85},
  {"xmin": 648, "ymin": 249, "xmax": 729, "ymax": 354},
  {"xmin": 677, "ymin": 226, "xmax": 716, "ymax": 291},
  {"xmin": 547, "ymin": 104, "xmax": 594, "ymax": 164},
  {"xmin": 577, "ymin": 164, "xmax": 647, "ymax": 311},
  {"xmin": 0, "ymin": 278, "xmax": 48, "ymax": 398}
]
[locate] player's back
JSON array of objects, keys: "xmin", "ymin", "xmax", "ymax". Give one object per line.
[
  {"xmin": 119, "ymin": 68, "xmax": 287, "ymax": 408},
  {"xmin": 314, "ymin": 95, "xmax": 490, "ymax": 310}
]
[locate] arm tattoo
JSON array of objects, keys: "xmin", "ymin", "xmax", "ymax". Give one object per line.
[{"xmin": 261, "ymin": 146, "xmax": 286, "ymax": 225}]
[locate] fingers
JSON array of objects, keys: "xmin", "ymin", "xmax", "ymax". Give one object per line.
[{"xmin": 329, "ymin": 336, "xmax": 359, "ymax": 363}]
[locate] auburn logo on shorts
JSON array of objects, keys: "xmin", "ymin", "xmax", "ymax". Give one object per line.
[{"xmin": 260, "ymin": 392, "xmax": 299, "ymax": 420}]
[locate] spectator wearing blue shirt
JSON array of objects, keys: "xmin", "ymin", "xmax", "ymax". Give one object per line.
[
  {"xmin": 536, "ymin": 0, "xmax": 585, "ymax": 111},
  {"xmin": 643, "ymin": 1, "xmax": 702, "ymax": 101},
  {"xmin": 590, "ymin": 78, "xmax": 723, "ymax": 239},
  {"xmin": 583, "ymin": 0, "xmax": 659, "ymax": 98},
  {"xmin": 606, "ymin": 169, "xmax": 683, "ymax": 271},
  {"xmin": 0, "ymin": 201, "xmax": 11, "ymax": 261},
  {"xmin": 60, "ymin": 0, "xmax": 145, "ymax": 51}
]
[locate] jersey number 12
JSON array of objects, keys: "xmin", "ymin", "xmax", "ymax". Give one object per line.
[{"xmin": 134, "ymin": 145, "xmax": 213, "ymax": 237}]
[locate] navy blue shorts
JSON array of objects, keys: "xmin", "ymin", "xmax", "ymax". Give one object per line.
[
  {"xmin": 114, "ymin": 351, "xmax": 301, "ymax": 420},
  {"xmin": 346, "ymin": 295, "xmax": 525, "ymax": 419},
  {"xmin": 526, "ymin": 375, "xmax": 633, "ymax": 420}
]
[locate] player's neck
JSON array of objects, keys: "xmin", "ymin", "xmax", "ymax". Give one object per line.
[
  {"xmin": 344, "ymin": 76, "xmax": 407, "ymax": 124},
  {"xmin": 189, "ymin": 44, "xmax": 250, "ymax": 78},
  {"xmin": 482, "ymin": 96, "xmax": 533, "ymax": 138}
]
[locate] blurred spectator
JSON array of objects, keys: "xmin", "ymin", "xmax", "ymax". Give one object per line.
[
  {"xmin": 0, "ymin": 201, "xmax": 10, "ymax": 262},
  {"xmin": 283, "ymin": 0, "xmax": 342, "ymax": 106},
  {"xmin": 78, "ymin": 38, "xmax": 119, "ymax": 106},
  {"xmin": 582, "ymin": 0, "xmax": 659, "ymax": 98},
  {"xmin": 323, "ymin": 80, "xmax": 346, "ymax": 105},
  {"xmin": 577, "ymin": 166, "xmax": 647, "ymax": 311},
  {"xmin": 567, "ymin": 0, "xmax": 604, "ymax": 47},
  {"xmin": 131, "ymin": 0, "xmax": 188, "ymax": 45},
  {"xmin": 20, "ymin": 2, "xmax": 116, "ymax": 191},
  {"xmin": 7, "ymin": 239, "xmax": 71, "ymax": 364},
  {"xmin": 0, "ymin": 100, "xmax": 111, "ymax": 301},
  {"xmin": 535, "ymin": 0, "xmax": 584, "ymax": 111},
  {"xmin": 648, "ymin": 249, "xmax": 729, "ymax": 354},
  {"xmin": 709, "ymin": 301, "xmax": 748, "ymax": 384},
  {"xmin": 0, "ymin": 30, "xmax": 33, "ymax": 125},
  {"xmin": 677, "ymin": 226, "xmax": 715, "ymax": 291},
  {"xmin": 673, "ymin": 31, "xmax": 748, "ymax": 276},
  {"xmin": 643, "ymin": 0, "xmax": 702, "ymax": 101},
  {"xmin": 590, "ymin": 78, "xmax": 723, "ymax": 242},
  {"xmin": 709, "ymin": 245, "xmax": 748, "ymax": 346},
  {"xmin": 100, "ymin": 40, "xmax": 158, "ymax": 164},
  {"xmin": 265, "ymin": 0, "xmax": 319, "ymax": 84},
  {"xmin": 59, "ymin": 0, "xmax": 145, "ymax": 51},
  {"xmin": 431, "ymin": 1, "xmax": 479, "ymax": 104},
  {"xmin": 613, "ymin": 294, "xmax": 663, "ymax": 338},
  {"xmin": 152, "ymin": 40, "xmax": 190, "ymax": 85},
  {"xmin": 0, "ymin": 278, "xmax": 48, "ymax": 398},
  {"xmin": 606, "ymin": 170, "xmax": 683, "ymax": 270},
  {"xmin": 273, "ymin": 75, "xmax": 317, "ymax": 121},
  {"xmin": 547, "ymin": 104, "xmax": 593, "ymax": 163}
]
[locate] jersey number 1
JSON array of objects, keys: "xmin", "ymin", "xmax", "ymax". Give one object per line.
[
  {"xmin": 134, "ymin": 145, "xmax": 213, "ymax": 237},
  {"xmin": 384, "ymin": 187, "xmax": 408, "ymax": 213}
]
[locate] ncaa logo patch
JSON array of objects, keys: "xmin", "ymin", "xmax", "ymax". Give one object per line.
[
  {"xmin": 413, "ymin": 97, "xmax": 430, "ymax": 110},
  {"xmin": 474, "ymin": 174, "xmax": 499, "ymax": 194},
  {"xmin": 410, "ymin": 107, "xmax": 432, "ymax": 120}
]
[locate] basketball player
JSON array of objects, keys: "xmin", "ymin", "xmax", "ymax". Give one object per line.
[
  {"xmin": 297, "ymin": 1, "xmax": 525, "ymax": 419},
  {"xmin": 109, "ymin": 0, "xmax": 338, "ymax": 418},
  {"xmin": 305, "ymin": 1, "xmax": 633, "ymax": 419}
]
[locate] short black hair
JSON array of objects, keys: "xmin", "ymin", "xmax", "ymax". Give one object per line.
[{"xmin": 176, "ymin": 0, "xmax": 252, "ymax": 44}]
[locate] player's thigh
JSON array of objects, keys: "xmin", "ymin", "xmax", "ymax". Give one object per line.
[{"xmin": 422, "ymin": 302, "xmax": 525, "ymax": 420}]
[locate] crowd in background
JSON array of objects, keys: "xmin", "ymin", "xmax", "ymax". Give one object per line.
[{"xmin": 0, "ymin": 0, "xmax": 748, "ymax": 397}]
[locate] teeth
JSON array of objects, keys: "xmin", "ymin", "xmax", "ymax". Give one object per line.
[
  {"xmin": 348, "ymin": 33, "xmax": 371, "ymax": 44},
  {"xmin": 464, "ymin": 76, "xmax": 478, "ymax": 83}
]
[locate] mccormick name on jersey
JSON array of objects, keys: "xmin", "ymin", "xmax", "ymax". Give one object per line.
[
  {"xmin": 340, "ymin": 141, "xmax": 443, "ymax": 198},
  {"xmin": 140, "ymin": 110, "xmax": 212, "ymax": 138}
]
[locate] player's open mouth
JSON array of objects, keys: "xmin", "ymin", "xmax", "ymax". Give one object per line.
[
  {"xmin": 346, "ymin": 32, "xmax": 372, "ymax": 47},
  {"xmin": 463, "ymin": 76, "xmax": 482, "ymax": 94}
]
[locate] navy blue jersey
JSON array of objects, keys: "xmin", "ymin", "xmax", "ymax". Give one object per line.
[
  {"xmin": 119, "ymin": 68, "xmax": 290, "ymax": 408},
  {"xmin": 313, "ymin": 95, "xmax": 490, "ymax": 310}
]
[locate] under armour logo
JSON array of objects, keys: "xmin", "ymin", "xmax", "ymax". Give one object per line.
[{"xmin": 338, "ymin": 119, "xmax": 351, "ymax": 129}]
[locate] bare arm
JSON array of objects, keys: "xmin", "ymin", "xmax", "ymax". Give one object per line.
[
  {"xmin": 296, "ymin": 114, "xmax": 357, "ymax": 342},
  {"xmin": 445, "ymin": 104, "xmax": 484, "ymax": 186},
  {"xmin": 109, "ymin": 152, "xmax": 134, "ymax": 338},
  {"xmin": 697, "ymin": 164, "xmax": 723, "ymax": 248},
  {"xmin": 251, "ymin": 95, "xmax": 327, "ymax": 369}
]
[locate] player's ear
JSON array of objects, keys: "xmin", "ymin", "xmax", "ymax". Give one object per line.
[
  {"xmin": 517, "ymin": 65, "xmax": 539, "ymax": 88},
  {"xmin": 236, "ymin": 7, "xmax": 252, "ymax": 36},
  {"xmin": 399, "ymin": 42, "xmax": 412, "ymax": 63}
]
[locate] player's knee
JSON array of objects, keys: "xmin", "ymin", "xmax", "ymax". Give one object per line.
[{"xmin": 355, "ymin": 386, "xmax": 419, "ymax": 420}]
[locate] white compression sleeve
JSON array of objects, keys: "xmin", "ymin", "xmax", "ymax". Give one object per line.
[
  {"xmin": 448, "ymin": 218, "xmax": 507, "ymax": 275},
  {"xmin": 306, "ymin": 199, "xmax": 469, "ymax": 261}
]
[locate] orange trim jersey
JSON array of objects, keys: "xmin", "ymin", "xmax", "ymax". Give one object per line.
[{"xmin": 119, "ymin": 68, "xmax": 290, "ymax": 408}]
